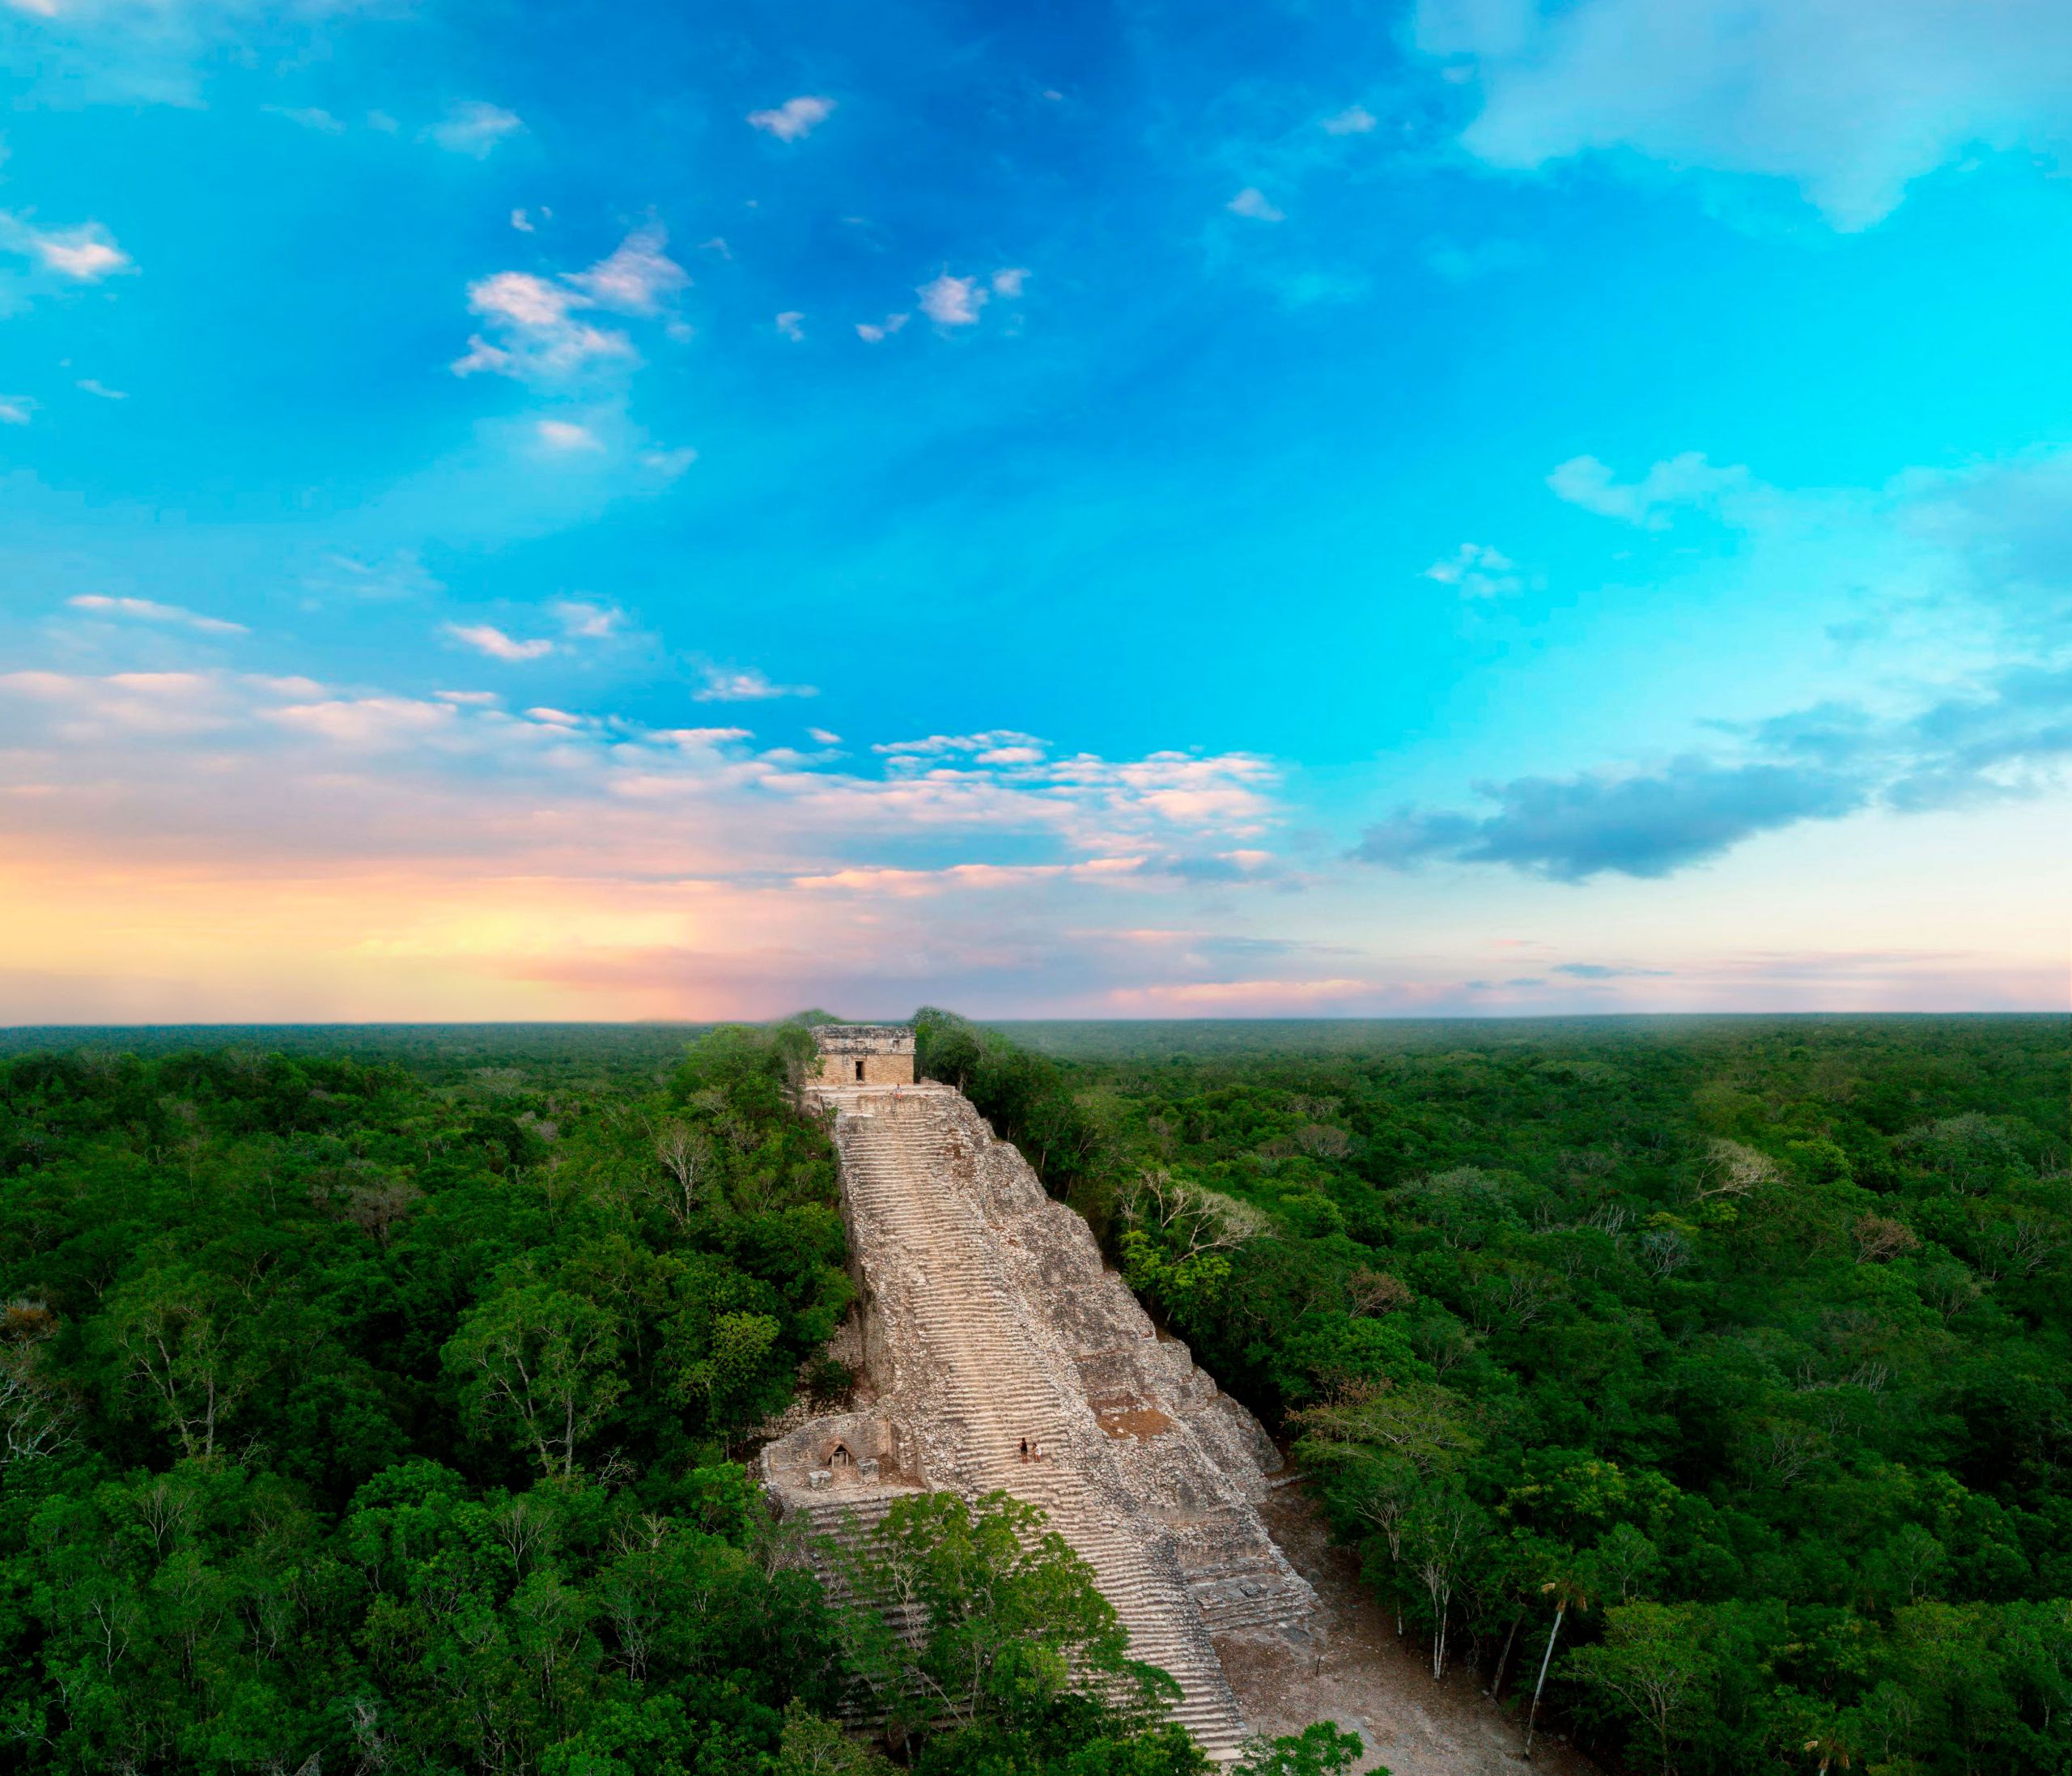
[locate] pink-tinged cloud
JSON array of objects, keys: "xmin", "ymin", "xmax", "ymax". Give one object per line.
[
  {"xmin": 919, "ymin": 274, "xmax": 985, "ymax": 325},
  {"xmin": 695, "ymin": 666, "xmax": 817, "ymax": 702},
  {"xmin": 0, "ymin": 668, "xmax": 1293, "ymax": 1005},
  {"xmin": 651, "ymin": 725, "xmax": 754, "ymax": 746},
  {"xmin": 428, "ymin": 100, "xmax": 524, "ymax": 158},
  {"xmin": 451, "ymin": 229, "xmax": 687, "ymax": 383},
  {"xmin": 1107, "ymin": 977, "xmax": 1375, "ymax": 1010},
  {"xmin": 792, "ymin": 857, "xmax": 1146, "ymax": 894},
  {"xmin": 565, "ymin": 226, "xmax": 688, "ymax": 315},
  {"xmin": 444, "ymin": 622, "xmax": 554, "ymax": 661},
  {"xmin": 536, "ymin": 419, "xmax": 603, "ymax": 452},
  {"xmin": 68, "ymin": 594, "xmax": 248, "ymax": 635},
  {"xmin": 748, "ymin": 96, "xmax": 834, "ymax": 142},
  {"xmin": 0, "ymin": 669, "xmax": 243, "ymax": 737},
  {"xmin": 3, "ymin": 658, "xmax": 2057, "ymax": 1023},
  {"xmin": 267, "ymin": 697, "xmax": 456, "ymax": 747},
  {"xmin": 877, "ymin": 731, "xmax": 1033, "ymax": 755},
  {"xmin": 553, "ymin": 599, "xmax": 623, "ymax": 638},
  {"xmin": 2, "ymin": 215, "xmax": 133, "ymax": 281}
]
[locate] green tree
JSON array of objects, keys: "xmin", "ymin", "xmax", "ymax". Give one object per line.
[
  {"xmin": 1568, "ymin": 1602, "xmax": 1715, "ymax": 1776},
  {"xmin": 772, "ymin": 1700, "xmax": 901, "ymax": 1774},
  {"xmin": 1232, "ymin": 1722, "xmax": 1369, "ymax": 1775},
  {"xmin": 833, "ymin": 1491, "xmax": 1175, "ymax": 1752},
  {"xmin": 444, "ymin": 1273, "xmax": 627, "ymax": 1480}
]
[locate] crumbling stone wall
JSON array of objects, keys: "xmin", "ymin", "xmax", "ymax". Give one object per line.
[{"xmin": 810, "ymin": 1023, "xmax": 915, "ymax": 1086}]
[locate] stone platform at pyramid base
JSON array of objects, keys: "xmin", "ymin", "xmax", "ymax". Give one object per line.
[{"xmin": 762, "ymin": 1081, "xmax": 1314, "ymax": 1763}]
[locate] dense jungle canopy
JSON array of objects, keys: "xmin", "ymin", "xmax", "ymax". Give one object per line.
[{"xmin": 1, "ymin": 1013, "xmax": 2066, "ymax": 1776}]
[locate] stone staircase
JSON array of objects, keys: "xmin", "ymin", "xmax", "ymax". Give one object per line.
[{"xmin": 828, "ymin": 1088, "xmax": 1250, "ymax": 1758}]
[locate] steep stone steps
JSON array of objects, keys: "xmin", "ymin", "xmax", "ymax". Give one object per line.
[{"xmin": 829, "ymin": 1101, "xmax": 1248, "ymax": 1758}]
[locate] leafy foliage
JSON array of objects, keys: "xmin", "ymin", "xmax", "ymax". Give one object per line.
[
  {"xmin": 0, "ymin": 1022, "xmax": 1350, "ymax": 1774},
  {"xmin": 0, "ymin": 1028, "xmax": 850, "ymax": 1772},
  {"xmin": 934, "ymin": 1014, "xmax": 2072, "ymax": 1776},
  {"xmin": 831, "ymin": 1491, "xmax": 1199, "ymax": 1774},
  {"xmin": 1232, "ymin": 1723, "xmax": 1369, "ymax": 1776}
]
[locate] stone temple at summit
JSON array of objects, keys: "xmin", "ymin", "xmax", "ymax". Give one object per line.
[{"xmin": 809, "ymin": 1023, "xmax": 915, "ymax": 1087}]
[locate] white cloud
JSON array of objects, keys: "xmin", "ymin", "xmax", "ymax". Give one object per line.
[
  {"xmin": 0, "ymin": 661, "xmax": 1318, "ymax": 1021},
  {"xmin": 919, "ymin": 273, "xmax": 985, "ymax": 325},
  {"xmin": 511, "ymin": 208, "xmax": 536, "ymax": 233},
  {"xmin": 269, "ymin": 695, "xmax": 456, "ymax": 746},
  {"xmin": 435, "ymin": 690, "xmax": 501, "ymax": 705},
  {"xmin": 453, "ymin": 229, "xmax": 687, "ymax": 382},
  {"xmin": 452, "ymin": 272, "xmax": 632, "ymax": 380},
  {"xmin": 747, "ymin": 95, "xmax": 834, "ymax": 142},
  {"xmin": 1424, "ymin": 542, "xmax": 1524, "ymax": 598},
  {"xmin": 808, "ymin": 727, "xmax": 842, "ymax": 745},
  {"xmin": 856, "ymin": 313, "xmax": 908, "ymax": 343},
  {"xmin": 0, "ymin": 397, "xmax": 32, "ymax": 426},
  {"xmin": 552, "ymin": 599, "xmax": 623, "ymax": 638},
  {"xmin": 536, "ymin": 419, "xmax": 603, "ymax": 452},
  {"xmin": 449, "ymin": 337, "xmax": 514, "ymax": 376},
  {"xmin": 0, "ymin": 669, "xmax": 240, "ymax": 738},
  {"xmin": 305, "ymin": 550, "xmax": 444, "ymax": 604},
  {"xmin": 876, "ymin": 730, "xmax": 1047, "ymax": 760},
  {"xmin": 652, "ymin": 725, "xmax": 753, "ymax": 746},
  {"xmin": 1415, "ymin": 0, "xmax": 2072, "ymax": 229},
  {"xmin": 1109, "ymin": 977, "xmax": 1374, "ymax": 1011},
  {"xmin": 444, "ymin": 622, "xmax": 554, "ymax": 662},
  {"xmin": 1321, "ymin": 104, "xmax": 1378, "ymax": 134},
  {"xmin": 1548, "ymin": 451, "xmax": 1751, "ymax": 527},
  {"xmin": 775, "ymin": 310, "xmax": 805, "ymax": 341},
  {"xmin": 76, "ymin": 377, "xmax": 127, "ymax": 399},
  {"xmin": 472, "ymin": 272, "xmax": 580, "ymax": 332},
  {"xmin": 563, "ymin": 225, "xmax": 687, "ymax": 316},
  {"xmin": 638, "ymin": 445, "xmax": 698, "ymax": 478},
  {"xmin": 429, "ymin": 100, "xmax": 524, "ymax": 159},
  {"xmin": 1225, "ymin": 187, "xmax": 1285, "ymax": 222},
  {"xmin": 265, "ymin": 105, "xmax": 344, "ymax": 134},
  {"xmin": 991, "ymin": 267, "xmax": 1029, "ymax": 297},
  {"xmin": 67, "ymin": 593, "xmax": 248, "ymax": 634},
  {"xmin": 0, "ymin": 214, "xmax": 133, "ymax": 281},
  {"xmin": 694, "ymin": 666, "xmax": 817, "ymax": 702}
]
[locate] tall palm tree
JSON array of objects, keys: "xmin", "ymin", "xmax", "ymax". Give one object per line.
[{"xmin": 1523, "ymin": 1571, "xmax": 1592, "ymax": 1760}]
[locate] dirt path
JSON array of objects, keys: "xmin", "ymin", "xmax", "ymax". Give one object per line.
[{"xmin": 1216, "ymin": 1488, "xmax": 1598, "ymax": 1776}]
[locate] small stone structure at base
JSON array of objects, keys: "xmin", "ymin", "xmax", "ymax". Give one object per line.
[
  {"xmin": 810, "ymin": 1023, "xmax": 915, "ymax": 1087},
  {"xmin": 763, "ymin": 1079, "xmax": 1313, "ymax": 1762}
]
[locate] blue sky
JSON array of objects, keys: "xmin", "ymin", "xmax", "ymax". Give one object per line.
[{"xmin": 2, "ymin": 0, "xmax": 2068, "ymax": 1021}]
